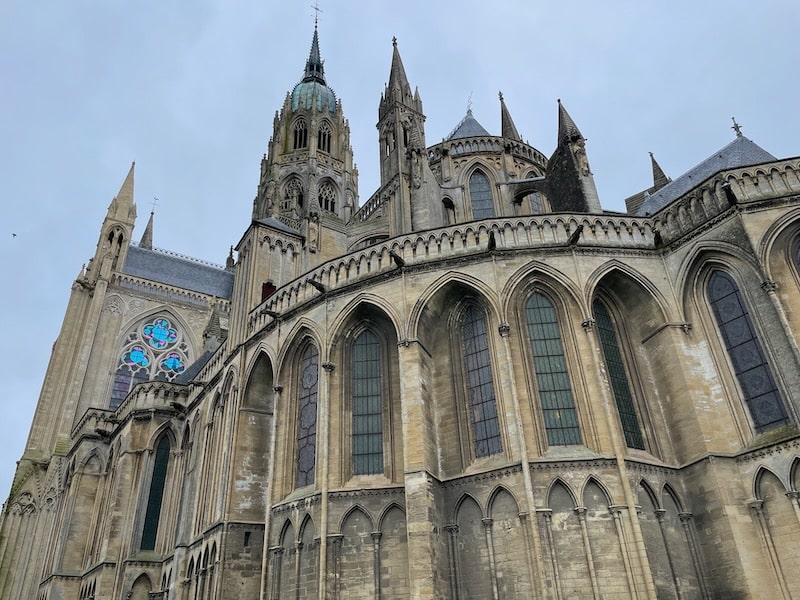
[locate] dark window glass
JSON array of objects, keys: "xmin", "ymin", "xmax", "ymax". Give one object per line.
[
  {"xmin": 707, "ymin": 271, "xmax": 787, "ymax": 430},
  {"xmin": 528, "ymin": 192, "xmax": 544, "ymax": 214},
  {"xmin": 593, "ymin": 299, "xmax": 645, "ymax": 450},
  {"xmin": 295, "ymin": 344, "xmax": 319, "ymax": 487},
  {"xmin": 141, "ymin": 435, "xmax": 170, "ymax": 550},
  {"xmin": 469, "ymin": 170, "xmax": 495, "ymax": 219},
  {"xmin": 461, "ymin": 304, "xmax": 502, "ymax": 457},
  {"xmin": 293, "ymin": 119, "xmax": 308, "ymax": 150},
  {"xmin": 352, "ymin": 330, "xmax": 383, "ymax": 475},
  {"xmin": 318, "ymin": 121, "xmax": 331, "ymax": 153},
  {"xmin": 526, "ymin": 293, "xmax": 581, "ymax": 445}
]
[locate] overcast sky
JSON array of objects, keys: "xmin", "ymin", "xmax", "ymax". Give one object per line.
[{"xmin": 1, "ymin": 1, "xmax": 798, "ymax": 500}]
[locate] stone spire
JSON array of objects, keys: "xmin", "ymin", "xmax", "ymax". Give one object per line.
[
  {"xmin": 649, "ymin": 152, "xmax": 671, "ymax": 190},
  {"xmin": 139, "ymin": 211, "xmax": 154, "ymax": 250},
  {"xmin": 107, "ymin": 161, "xmax": 136, "ymax": 223},
  {"xmin": 499, "ymin": 91, "xmax": 521, "ymax": 141},
  {"xmin": 303, "ymin": 23, "xmax": 326, "ymax": 84},
  {"xmin": 557, "ymin": 99, "xmax": 583, "ymax": 143},
  {"xmin": 387, "ymin": 36, "xmax": 410, "ymax": 94}
]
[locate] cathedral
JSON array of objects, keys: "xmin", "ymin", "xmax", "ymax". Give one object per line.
[{"xmin": 3, "ymin": 22, "xmax": 800, "ymax": 600}]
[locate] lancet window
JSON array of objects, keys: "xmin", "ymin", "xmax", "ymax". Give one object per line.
[
  {"xmin": 141, "ymin": 434, "xmax": 170, "ymax": 551},
  {"xmin": 469, "ymin": 169, "xmax": 495, "ymax": 219},
  {"xmin": 295, "ymin": 344, "xmax": 319, "ymax": 488},
  {"xmin": 593, "ymin": 299, "xmax": 645, "ymax": 449},
  {"xmin": 293, "ymin": 118, "xmax": 308, "ymax": 150},
  {"xmin": 525, "ymin": 293, "xmax": 581, "ymax": 445},
  {"xmin": 319, "ymin": 182, "xmax": 336, "ymax": 213},
  {"xmin": 318, "ymin": 120, "xmax": 332, "ymax": 153},
  {"xmin": 707, "ymin": 270, "xmax": 788, "ymax": 431},
  {"xmin": 460, "ymin": 303, "xmax": 502, "ymax": 457}
]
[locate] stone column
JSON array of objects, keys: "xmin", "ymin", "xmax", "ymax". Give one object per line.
[
  {"xmin": 539, "ymin": 509, "xmax": 562, "ymax": 600},
  {"xmin": 371, "ymin": 531, "xmax": 382, "ymax": 598},
  {"xmin": 444, "ymin": 524, "xmax": 459, "ymax": 600},
  {"xmin": 610, "ymin": 506, "xmax": 637, "ymax": 598},
  {"xmin": 575, "ymin": 506, "xmax": 600, "ymax": 599},
  {"xmin": 678, "ymin": 512, "xmax": 709, "ymax": 599},
  {"xmin": 481, "ymin": 518, "xmax": 500, "ymax": 600},
  {"xmin": 654, "ymin": 508, "xmax": 682, "ymax": 599},
  {"xmin": 748, "ymin": 499, "xmax": 790, "ymax": 599}
]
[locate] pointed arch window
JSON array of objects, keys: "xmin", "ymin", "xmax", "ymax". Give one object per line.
[
  {"xmin": 469, "ymin": 170, "xmax": 495, "ymax": 219},
  {"xmin": 318, "ymin": 120, "xmax": 332, "ymax": 153},
  {"xmin": 296, "ymin": 344, "xmax": 319, "ymax": 488},
  {"xmin": 593, "ymin": 299, "xmax": 645, "ymax": 449},
  {"xmin": 707, "ymin": 271, "xmax": 787, "ymax": 430},
  {"xmin": 319, "ymin": 182, "xmax": 336, "ymax": 213},
  {"xmin": 352, "ymin": 330, "xmax": 384, "ymax": 475},
  {"xmin": 283, "ymin": 179, "xmax": 304, "ymax": 212},
  {"xmin": 141, "ymin": 435, "xmax": 170, "ymax": 551},
  {"xmin": 461, "ymin": 304, "xmax": 502, "ymax": 457},
  {"xmin": 525, "ymin": 293, "xmax": 581, "ymax": 445},
  {"xmin": 110, "ymin": 316, "xmax": 190, "ymax": 409},
  {"xmin": 293, "ymin": 118, "xmax": 308, "ymax": 150}
]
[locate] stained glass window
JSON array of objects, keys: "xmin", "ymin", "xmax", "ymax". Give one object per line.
[
  {"xmin": 469, "ymin": 170, "xmax": 495, "ymax": 220},
  {"xmin": 461, "ymin": 304, "xmax": 502, "ymax": 457},
  {"xmin": 141, "ymin": 435, "xmax": 170, "ymax": 551},
  {"xmin": 352, "ymin": 330, "xmax": 383, "ymax": 475},
  {"xmin": 707, "ymin": 271, "xmax": 787, "ymax": 431},
  {"xmin": 109, "ymin": 316, "xmax": 190, "ymax": 409},
  {"xmin": 525, "ymin": 293, "xmax": 581, "ymax": 445},
  {"xmin": 295, "ymin": 344, "xmax": 319, "ymax": 488},
  {"xmin": 593, "ymin": 299, "xmax": 645, "ymax": 450}
]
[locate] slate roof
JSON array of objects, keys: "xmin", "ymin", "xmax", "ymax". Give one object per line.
[
  {"xmin": 637, "ymin": 136, "xmax": 776, "ymax": 216},
  {"xmin": 174, "ymin": 349, "xmax": 215, "ymax": 384},
  {"xmin": 123, "ymin": 245, "xmax": 234, "ymax": 299},
  {"xmin": 447, "ymin": 109, "xmax": 491, "ymax": 140},
  {"xmin": 255, "ymin": 216, "xmax": 301, "ymax": 236}
]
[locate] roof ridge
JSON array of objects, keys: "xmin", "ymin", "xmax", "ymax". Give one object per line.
[{"xmin": 131, "ymin": 242, "xmax": 227, "ymax": 270}]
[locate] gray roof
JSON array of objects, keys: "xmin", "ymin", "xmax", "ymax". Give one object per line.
[
  {"xmin": 123, "ymin": 245, "xmax": 234, "ymax": 299},
  {"xmin": 174, "ymin": 349, "xmax": 215, "ymax": 384},
  {"xmin": 447, "ymin": 109, "xmax": 491, "ymax": 140},
  {"xmin": 255, "ymin": 216, "xmax": 301, "ymax": 236},
  {"xmin": 637, "ymin": 136, "xmax": 776, "ymax": 216}
]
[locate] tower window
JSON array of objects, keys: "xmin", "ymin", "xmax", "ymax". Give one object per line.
[
  {"xmin": 319, "ymin": 182, "xmax": 336, "ymax": 213},
  {"xmin": 318, "ymin": 120, "xmax": 331, "ymax": 153},
  {"xmin": 593, "ymin": 299, "xmax": 645, "ymax": 449},
  {"xmin": 707, "ymin": 271, "xmax": 787, "ymax": 431},
  {"xmin": 525, "ymin": 293, "xmax": 581, "ymax": 446},
  {"xmin": 469, "ymin": 170, "xmax": 495, "ymax": 219},
  {"xmin": 293, "ymin": 119, "xmax": 308, "ymax": 150},
  {"xmin": 460, "ymin": 304, "xmax": 502, "ymax": 457},
  {"xmin": 295, "ymin": 344, "xmax": 319, "ymax": 488},
  {"xmin": 284, "ymin": 179, "xmax": 304, "ymax": 212},
  {"xmin": 352, "ymin": 330, "xmax": 383, "ymax": 475}
]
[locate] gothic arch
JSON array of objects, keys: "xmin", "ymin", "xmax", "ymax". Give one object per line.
[
  {"xmin": 586, "ymin": 261, "xmax": 671, "ymax": 330},
  {"xmin": 487, "ymin": 485, "xmax": 520, "ymax": 517},
  {"xmin": 754, "ymin": 466, "xmax": 788, "ymax": 499},
  {"xmin": 580, "ymin": 476, "xmax": 614, "ymax": 505},
  {"xmin": 547, "ymin": 478, "xmax": 579, "ymax": 508},
  {"xmin": 242, "ymin": 350, "xmax": 275, "ymax": 411},
  {"xmin": 328, "ymin": 293, "xmax": 404, "ymax": 346},
  {"xmin": 276, "ymin": 319, "xmax": 325, "ymax": 370},
  {"xmin": 502, "ymin": 260, "xmax": 584, "ymax": 319},
  {"xmin": 329, "ymin": 301, "xmax": 403, "ymax": 482},
  {"xmin": 408, "ymin": 271, "xmax": 501, "ymax": 341},
  {"xmin": 662, "ymin": 482, "xmax": 685, "ymax": 512},
  {"xmin": 377, "ymin": 502, "xmax": 406, "ymax": 530},
  {"xmin": 638, "ymin": 479, "xmax": 661, "ymax": 509}
]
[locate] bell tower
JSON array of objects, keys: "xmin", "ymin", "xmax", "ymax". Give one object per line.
[{"xmin": 253, "ymin": 23, "xmax": 359, "ymax": 242}]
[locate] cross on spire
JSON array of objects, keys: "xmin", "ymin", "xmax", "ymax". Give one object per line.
[
  {"xmin": 150, "ymin": 196, "xmax": 159, "ymax": 215},
  {"xmin": 731, "ymin": 117, "xmax": 743, "ymax": 137},
  {"xmin": 311, "ymin": 1, "xmax": 322, "ymax": 25}
]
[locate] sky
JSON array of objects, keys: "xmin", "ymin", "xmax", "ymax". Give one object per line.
[{"xmin": 1, "ymin": 0, "xmax": 798, "ymax": 500}]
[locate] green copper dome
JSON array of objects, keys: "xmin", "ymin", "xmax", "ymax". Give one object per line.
[{"xmin": 291, "ymin": 25, "xmax": 337, "ymax": 114}]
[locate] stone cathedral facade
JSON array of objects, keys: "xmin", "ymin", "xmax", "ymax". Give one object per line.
[{"xmin": 2, "ymin": 24, "xmax": 800, "ymax": 600}]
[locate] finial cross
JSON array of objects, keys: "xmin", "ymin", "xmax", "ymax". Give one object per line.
[
  {"xmin": 311, "ymin": 1, "xmax": 322, "ymax": 25},
  {"xmin": 467, "ymin": 92, "xmax": 473, "ymax": 114},
  {"xmin": 150, "ymin": 196, "xmax": 160, "ymax": 215},
  {"xmin": 731, "ymin": 117, "xmax": 743, "ymax": 137}
]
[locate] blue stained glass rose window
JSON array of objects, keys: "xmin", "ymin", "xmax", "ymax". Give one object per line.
[
  {"xmin": 123, "ymin": 345, "xmax": 150, "ymax": 368},
  {"xmin": 160, "ymin": 353, "xmax": 185, "ymax": 374},
  {"xmin": 143, "ymin": 318, "xmax": 178, "ymax": 350}
]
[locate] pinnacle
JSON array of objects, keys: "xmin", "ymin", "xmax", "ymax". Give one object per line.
[
  {"xmin": 499, "ymin": 91, "xmax": 521, "ymax": 141},
  {"xmin": 649, "ymin": 152, "xmax": 670, "ymax": 190},
  {"xmin": 139, "ymin": 211, "xmax": 154, "ymax": 250},
  {"xmin": 387, "ymin": 36, "xmax": 410, "ymax": 93},
  {"xmin": 303, "ymin": 23, "xmax": 326, "ymax": 84},
  {"xmin": 557, "ymin": 99, "xmax": 583, "ymax": 143}
]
